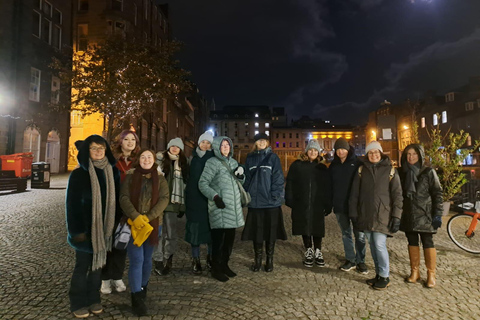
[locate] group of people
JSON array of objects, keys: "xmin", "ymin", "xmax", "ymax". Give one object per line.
[{"xmin": 65, "ymin": 129, "xmax": 444, "ymax": 318}]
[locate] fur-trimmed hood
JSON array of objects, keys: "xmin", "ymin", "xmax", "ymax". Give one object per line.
[{"xmin": 75, "ymin": 135, "xmax": 116, "ymax": 171}]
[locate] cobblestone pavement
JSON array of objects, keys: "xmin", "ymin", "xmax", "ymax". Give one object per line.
[{"xmin": 1, "ymin": 173, "xmax": 480, "ymax": 320}]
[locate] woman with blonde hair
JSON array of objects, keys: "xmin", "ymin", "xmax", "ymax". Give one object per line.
[{"xmin": 285, "ymin": 140, "xmax": 331, "ymax": 268}]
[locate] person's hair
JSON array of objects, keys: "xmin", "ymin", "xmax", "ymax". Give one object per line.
[
  {"xmin": 115, "ymin": 130, "xmax": 140, "ymax": 158},
  {"xmin": 251, "ymin": 139, "xmax": 270, "ymax": 152},
  {"xmin": 161, "ymin": 149, "xmax": 189, "ymax": 182},
  {"xmin": 89, "ymin": 136, "xmax": 107, "ymax": 148},
  {"xmin": 133, "ymin": 149, "xmax": 156, "ymax": 168},
  {"xmin": 300, "ymin": 151, "xmax": 322, "ymax": 162}
]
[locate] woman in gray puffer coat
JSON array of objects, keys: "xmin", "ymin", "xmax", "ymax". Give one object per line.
[
  {"xmin": 199, "ymin": 136, "xmax": 245, "ymax": 282},
  {"xmin": 399, "ymin": 144, "xmax": 443, "ymax": 288}
]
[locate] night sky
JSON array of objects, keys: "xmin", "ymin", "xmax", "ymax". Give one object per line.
[{"xmin": 168, "ymin": 0, "xmax": 480, "ymax": 125}]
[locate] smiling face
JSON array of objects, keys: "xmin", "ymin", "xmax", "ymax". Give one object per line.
[
  {"xmin": 406, "ymin": 148, "xmax": 419, "ymax": 165},
  {"xmin": 139, "ymin": 150, "xmax": 155, "ymax": 170},
  {"xmin": 121, "ymin": 133, "xmax": 136, "ymax": 155},
  {"xmin": 199, "ymin": 140, "xmax": 212, "ymax": 151},
  {"xmin": 220, "ymin": 140, "xmax": 230, "ymax": 157},
  {"xmin": 169, "ymin": 146, "xmax": 180, "ymax": 155},
  {"xmin": 336, "ymin": 148, "xmax": 348, "ymax": 162},
  {"xmin": 368, "ymin": 149, "xmax": 381, "ymax": 164},
  {"xmin": 307, "ymin": 148, "xmax": 319, "ymax": 161},
  {"xmin": 89, "ymin": 142, "xmax": 106, "ymax": 160},
  {"xmin": 255, "ymin": 139, "xmax": 268, "ymax": 150}
]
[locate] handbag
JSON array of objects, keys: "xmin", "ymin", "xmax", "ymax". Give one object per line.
[
  {"xmin": 113, "ymin": 222, "xmax": 131, "ymax": 250},
  {"xmin": 220, "ymin": 161, "xmax": 251, "ymax": 207}
]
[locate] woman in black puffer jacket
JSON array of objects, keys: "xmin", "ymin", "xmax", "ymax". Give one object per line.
[{"xmin": 399, "ymin": 144, "xmax": 443, "ymax": 288}]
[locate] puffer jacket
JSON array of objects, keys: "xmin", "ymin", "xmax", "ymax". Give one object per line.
[
  {"xmin": 349, "ymin": 155, "xmax": 403, "ymax": 236},
  {"xmin": 119, "ymin": 170, "xmax": 170, "ymax": 224},
  {"xmin": 198, "ymin": 136, "xmax": 245, "ymax": 229},
  {"xmin": 329, "ymin": 145, "xmax": 362, "ymax": 214},
  {"xmin": 399, "ymin": 144, "xmax": 443, "ymax": 233},
  {"xmin": 244, "ymin": 147, "xmax": 284, "ymax": 208},
  {"xmin": 66, "ymin": 135, "xmax": 120, "ymax": 253}
]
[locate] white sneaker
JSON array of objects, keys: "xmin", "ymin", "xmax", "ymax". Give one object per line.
[
  {"xmin": 112, "ymin": 279, "xmax": 126, "ymax": 292},
  {"xmin": 100, "ymin": 280, "xmax": 112, "ymax": 294}
]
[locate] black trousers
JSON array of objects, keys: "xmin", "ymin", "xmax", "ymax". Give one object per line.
[
  {"xmin": 101, "ymin": 247, "xmax": 127, "ymax": 280},
  {"xmin": 211, "ymin": 228, "xmax": 236, "ymax": 262},
  {"xmin": 405, "ymin": 232, "xmax": 434, "ymax": 248},
  {"xmin": 302, "ymin": 235, "xmax": 323, "ymax": 250},
  {"xmin": 69, "ymin": 250, "xmax": 101, "ymax": 312}
]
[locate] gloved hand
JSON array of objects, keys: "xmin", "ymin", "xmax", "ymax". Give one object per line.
[
  {"xmin": 432, "ymin": 215, "xmax": 442, "ymax": 229},
  {"xmin": 141, "ymin": 215, "xmax": 150, "ymax": 223},
  {"xmin": 234, "ymin": 166, "xmax": 244, "ymax": 179},
  {"xmin": 213, "ymin": 195, "xmax": 226, "ymax": 209},
  {"xmin": 388, "ymin": 217, "xmax": 401, "ymax": 233},
  {"xmin": 132, "ymin": 215, "xmax": 147, "ymax": 229}
]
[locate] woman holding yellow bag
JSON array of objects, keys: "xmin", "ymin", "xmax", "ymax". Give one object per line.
[{"xmin": 120, "ymin": 149, "xmax": 169, "ymax": 316}]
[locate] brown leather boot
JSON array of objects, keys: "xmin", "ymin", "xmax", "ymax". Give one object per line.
[
  {"xmin": 424, "ymin": 248, "xmax": 437, "ymax": 288},
  {"xmin": 406, "ymin": 245, "xmax": 420, "ymax": 283}
]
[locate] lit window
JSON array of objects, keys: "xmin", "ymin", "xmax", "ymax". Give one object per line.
[
  {"xmin": 433, "ymin": 114, "xmax": 438, "ymax": 126},
  {"xmin": 276, "ymin": 142, "xmax": 279, "ymax": 148},
  {"xmin": 245, "ymin": 122, "xmax": 248, "ymax": 126},
  {"xmin": 255, "ymin": 122, "xmax": 259, "ymax": 128},
  {"xmin": 30, "ymin": 68, "xmax": 41, "ymax": 102},
  {"xmin": 255, "ymin": 113, "xmax": 259, "ymax": 118},
  {"xmin": 421, "ymin": 117, "xmax": 425, "ymax": 128},
  {"xmin": 265, "ymin": 123, "xmax": 270, "ymax": 128},
  {"xmin": 255, "ymin": 130, "xmax": 259, "ymax": 135},
  {"xmin": 265, "ymin": 131, "xmax": 269, "ymax": 136},
  {"xmin": 442, "ymin": 111, "xmax": 447, "ymax": 123},
  {"xmin": 51, "ymin": 76, "xmax": 60, "ymax": 104}
]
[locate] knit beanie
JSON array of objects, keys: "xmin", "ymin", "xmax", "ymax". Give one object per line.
[
  {"xmin": 167, "ymin": 137, "xmax": 184, "ymax": 151},
  {"xmin": 334, "ymin": 138, "xmax": 350, "ymax": 151},
  {"xmin": 365, "ymin": 141, "xmax": 383, "ymax": 154},
  {"xmin": 254, "ymin": 132, "xmax": 269, "ymax": 142},
  {"xmin": 305, "ymin": 139, "xmax": 322, "ymax": 153},
  {"xmin": 198, "ymin": 131, "xmax": 214, "ymax": 145}
]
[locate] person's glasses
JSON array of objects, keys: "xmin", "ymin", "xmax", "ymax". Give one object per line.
[
  {"xmin": 90, "ymin": 146, "xmax": 106, "ymax": 152},
  {"xmin": 369, "ymin": 150, "xmax": 381, "ymax": 155}
]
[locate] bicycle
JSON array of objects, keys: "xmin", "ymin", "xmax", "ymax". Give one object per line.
[{"xmin": 447, "ymin": 191, "xmax": 480, "ymax": 254}]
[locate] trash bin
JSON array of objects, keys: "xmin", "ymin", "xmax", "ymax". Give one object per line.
[
  {"xmin": 31, "ymin": 162, "xmax": 50, "ymax": 189},
  {"xmin": 0, "ymin": 153, "xmax": 33, "ymax": 178}
]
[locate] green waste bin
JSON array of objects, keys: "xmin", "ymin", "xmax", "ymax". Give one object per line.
[{"xmin": 31, "ymin": 162, "xmax": 50, "ymax": 188}]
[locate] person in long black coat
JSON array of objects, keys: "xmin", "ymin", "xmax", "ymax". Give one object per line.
[
  {"xmin": 184, "ymin": 131, "xmax": 214, "ymax": 274},
  {"xmin": 399, "ymin": 144, "xmax": 443, "ymax": 288},
  {"xmin": 285, "ymin": 140, "xmax": 332, "ymax": 268}
]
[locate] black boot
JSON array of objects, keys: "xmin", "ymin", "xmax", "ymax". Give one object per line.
[
  {"xmin": 161, "ymin": 255, "xmax": 173, "ymax": 275},
  {"xmin": 192, "ymin": 257, "xmax": 202, "ymax": 275},
  {"xmin": 211, "ymin": 256, "xmax": 229, "ymax": 282},
  {"xmin": 222, "ymin": 237, "xmax": 236, "ymax": 277},
  {"xmin": 131, "ymin": 292, "xmax": 148, "ymax": 316},
  {"xmin": 206, "ymin": 254, "xmax": 212, "ymax": 271},
  {"xmin": 139, "ymin": 284, "xmax": 148, "ymax": 299},
  {"xmin": 250, "ymin": 242, "xmax": 263, "ymax": 272},
  {"xmin": 264, "ymin": 241, "xmax": 275, "ymax": 272},
  {"xmin": 154, "ymin": 260, "xmax": 164, "ymax": 276}
]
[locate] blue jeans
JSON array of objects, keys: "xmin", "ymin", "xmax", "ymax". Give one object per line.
[
  {"xmin": 364, "ymin": 231, "xmax": 389, "ymax": 278},
  {"xmin": 127, "ymin": 234, "xmax": 155, "ymax": 293},
  {"xmin": 69, "ymin": 250, "xmax": 101, "ymax": 312},
  {"xmin": 335, "ymin": 213, "xmax": 366, "ymax": 264}
]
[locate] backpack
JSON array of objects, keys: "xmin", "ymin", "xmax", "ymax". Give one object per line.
[{"xmin": 358, "ymin": 165, "xmax": 395, "ymax": 181}]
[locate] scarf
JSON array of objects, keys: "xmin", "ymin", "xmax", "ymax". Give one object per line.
[
  {"xmin": 403, "ymin": 162, "xmax": 421, "ymax": 199},
  {"xmin": 88, "ymin": 157, "xmax": 116, "ymax": 271},
  {"xmin": 196, "ymin": 147, "xmax": 206, "ymax": 158},
  {"xmin": 130, "ymin": 163, "xmax": 160, "ymax": 245},
  {"xmin": 168, "ymin": 152, "xmax": 185, "ymax": 205}
]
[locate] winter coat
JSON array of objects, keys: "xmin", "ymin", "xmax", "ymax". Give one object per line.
[
  {"xmin": 399, "ymin": 144, "xmax": 443, "ymax": 233},
  {"xmin": 119, "ymin": 171, "xmax": 170, "ymax": 224},
  {"xmin": 329, "ymin": 146, "xmax": 362, "ymax": 214},
  {"xmin": 198, "ymin": 136, "xmax": 245, "ymax": 229},
  {"xmin": 185, "ymin": 149, "xmax": 214, "ymax": 223},
  {"xmin": 66, "ymin": 135, "xmax": 121, "ymax": 253},
  {"xmin": 244, "ymin": 147, "xmax": 284, "ymax": 208},
  {"xmin": 155, "ymin": 152, "xmax": 188, "ymax": 213},
  {"xmin": 285, "ymin": 158, "xmax": 332, "ymax": 237},
  {"xmin": 349, "ymin": 155, "xmax": 403, "ymax": 236}
]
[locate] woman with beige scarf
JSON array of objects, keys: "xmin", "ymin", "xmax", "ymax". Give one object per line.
[
  {"xmin": 66, "ymin": 135, "xmax": 120, "ymax": 318},
  {"xmin": 152, "ymin": 138, "xmax": 189, "ymax": 275}
]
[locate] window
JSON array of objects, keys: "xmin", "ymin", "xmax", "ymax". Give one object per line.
[
  {"xmin": 23, "ymin": 126, "xmax": 41, "ymax": 162},
  {"xmin": 77, "ymin": 24, "xmax": 88, "ymax": 51},
  {"xmin": 42, "ymin": 18, "xmax": 51, "ymax": 43},
  {"xmin": 289, "ymin": 133, "xmax": 292, "ymax": 138},
  {"xmin": 78, "ymin": 0, "xmax": 89, "ymax": 11},
  {"xmin": 255, "ymin": 113, "xmax": 259, "ymax": 118},
  {"xmin": 289, "ymin": 142, "xmax": 292, "ymax": 147},
  {"xmin": 245, "ymin": 131, "xmax": 249, "ymax": 137},
  {"xmin": 282, "ymin": 142, "xmax": 285, "ymax": 148},
  {"xmin": 32, "ymin": 10, "xmax": 41, "ymax": 38},
  {"xmin": 53, "ymin": 9, "xmax": 62, "ymax": 24},
  {"xmin": 235, "ymin": 131, "xmax": 238, "ymax": 137},
  {"xmin": 34, "ymin": 0, "xmax": 41, "ymax": 10},
  {"xmin": 29, "ymin": 68, "xmax": 41, "ymax": 102},
  {"xmin": 133, "ymin": 4, "xmax": 138, "ymax": 25},
  {"xmin": 52, "ymin": 25, "xmax": 61, "ymax": 49},
  {"xmin": 43, "ymin": 1, "xmax": 52, "ymax": 16},
  {"xmin": 51, "ymin": 76, "xmax": 60, "ymax": 103},
  {"xmin": 112, "ymin": 0, "xmax": 123, "ymax": 11},
  {"xmin": 296, "ymin": 133, "xmax": 299, "ymax": 138},
  {"xmin": 442, "ymin": 111, "xmax": 447, "ymax": 124},
  {"xmin": 276, "ymin": 133, "xmax": 279, "ymax": 138},
  {"xmin": 265, "ymin": 131, "xmax": 269, "ymax": 136},
  {"xmin": 421, "ymin": 117, "xmax": 425, "ymax": 128},
  {"xmin": 255, "ymin": 130, "xmax": 259, "ymax": 135},
  {"xmin": 115, "ymin": 21, "xmax": 125, "ymax": 35},
  {"xmin": 71, "ymin": 110, "xmax": 83, "ymax": 126},
  {"xmin": 265, "ymin": 123, "xmax": 270, "ymax": 128},
  {"xmin": 445, "ymin": 92, "xmax": 455, "ymax": 102},
  {"xmin": 282, "ymin": 133, "xmax": 285, "ymax": 138},
  {"xmin": 296, "ymin": 142, "xmax": 299, "ymax": 147},
  {"xmin": 276, "ymin": 142, "xmax": 279, "ymax": 148},
  {"xmin": 224, "ymin": 123, "xmax": 227, "ymax": 128},
  {"xmin": 254, "ymin": 122, "xmax": 259, "ymax": 128},
  {"xmin": 245, "ymin": 122, "xmax": 248, "ymax": 126},
  {"xmin": 234, "ymin": 123, "xmax": 238, "ymax": 128},
  {"xmin": 433, "ymin": 114, "xmax": 438, "ymax": 126},
  {"xmin": 466, "ymin": 102, "xmax": 475, "ymax": 111}
]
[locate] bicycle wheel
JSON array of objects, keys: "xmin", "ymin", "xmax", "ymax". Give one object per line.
[{"xmin": 447, "ymin": 213, "xmax": 480, "ymax": 254}]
